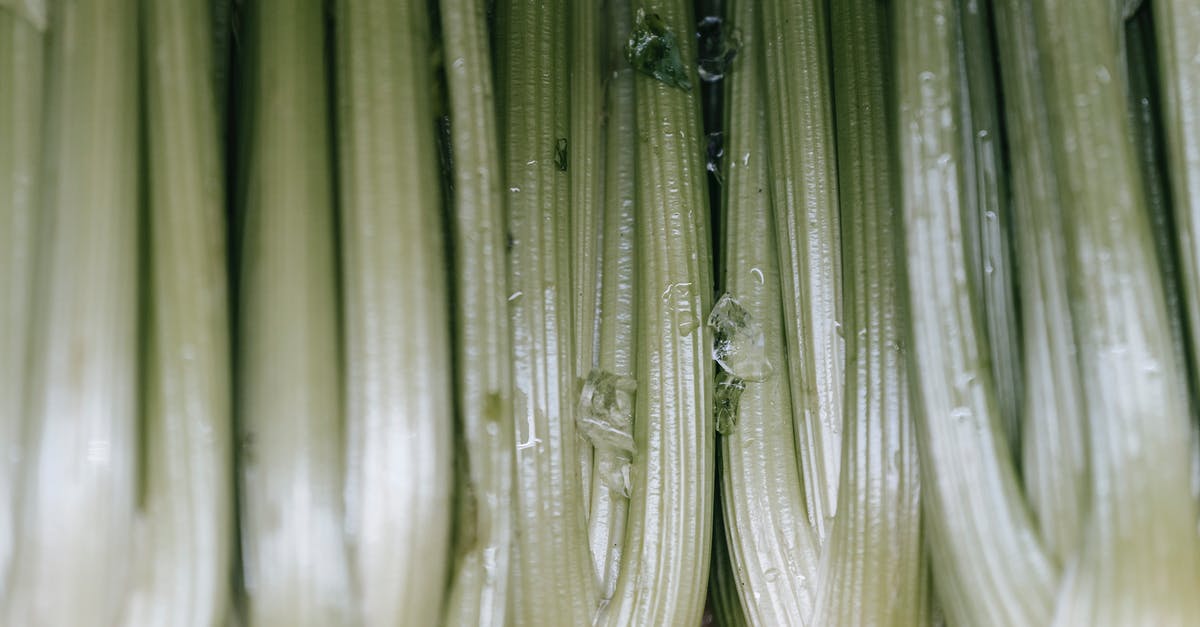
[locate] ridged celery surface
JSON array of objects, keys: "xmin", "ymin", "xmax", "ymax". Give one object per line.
[
  {"xmin": 586, "ymin": 0, "xmax": 637, "ymax": 599},
  {"xmin": 0, "ymin": 6, "xmax": 42, "ymax": 599},
  {"xmin": 496, "ymin": 0, "xmax": 597, "ymax": 624},
  {"xmin": 439, "ymin": 0, "xmax": 515, "ymax": 625},
  {"xmin": 236, "ymin": 1, "xmax": 352, "ymax": 624},
  {"xmin": 599, "ymin": 2, "xmax": 714, "ymax": 624},
  {"xmin": 570, "ymin": 0, "xmax": 606, "ymax": 514},
  {"xmin": 812, "ymin": 0, "xmax": 925, "ymax": 623},
  {"xmin": 718, "ymin": 0, "xmax": 820, "ymax": 622},
  {"xmin": 123, "ymin": 1, "xmax": 234, "ymax": 625},
  {"xmin": 992, "ymin": 0, "xmax": 1089, "ymax": 564},
  {"xmin": 335, "ymin": 1, "xmax": 452, "ymax": 625},
  {"xmin": 957, "ymin": 0, "xmax": 1023, "ymax": 455},
  {"xmin": 1032, "ymin": 0, "xmax": 1200, "ymax": 623},
  {"xmin": 1152, "ymin": 0, "xmax": 1200, "ymax": 381},
  {"xmin": 4, "ymin": 0, "xmax": 140, "ymax": 624},
  {"xmin": 758, "ymin": 0, "xmax": 844, "ymax": 540},
  {"xmin": 897, "ymin": 0, "xmax": 1057, "ymax": 624}
]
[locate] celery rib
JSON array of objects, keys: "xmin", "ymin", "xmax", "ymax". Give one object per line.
[
  {"xmin": 335, "ymin": 1, "xmax": 453, "ymax": 625},
  {"xmin": 992, "ymin": 0, "xmax": 1090, "ymax": 565},
  {"xmin": 812, "ymin": 0, "xmax": 925, "ymax": 623},
  {"xmin": 0, "ymin": 7, "xmax": 42, "ymax": 601},
  {"xmin": 600, "ymin": 2, "xmax": 714, "ymax": 624},
  {"xmin": 122, "ymin": 1, "xmax": 234, "ymax": 625},
  {"xmin": 758, "ymin": 0, "xmax": 844, "ymax": 540},
  {"xmin": 498, "ymin": 0, "xmax": 598, "ymax": 624},
  {"xmin": 897, "ymin": 0, "xmax": 1057, "ymax": 624},
  {"xmin": 4, "ymin": 0, "xmax": 140, "ymax": 623},
  {"xmin": 717, "ymin": 0, "xmax": 820, "ymax": 622},
  {"xmin": 586, "ymin": 0, "xmax": 638, "ymax": 599},
  {"xmin": 1032, "ymin": 0, "xmax": 1200, "ymax": 622},
  {"xmin": 236, "ymin": 1, "xmax": 353, "ymax": 624},
  {"xmin": 439, "ymin": 0, "xmax": 516, "ymax": 625}
]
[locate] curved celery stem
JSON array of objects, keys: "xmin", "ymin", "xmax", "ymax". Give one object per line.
[
  {"xmin": 497, "ymin": 0, "xmax": 598, "ymax": 624},
  {"xmin": 600, "ymin": 2, "xmax": 714, "ymax": 624},
  {"xmin": 812, "ymin": 0, "xmax": 925, "ymax": 623},
  {"xmin": 1152, "ymin": 0, "xmax": 1200, "ymax": 392},
  {"xmin": 897, "ymin": 0, "xmax": 1058, "ymax": 624},
  {"xmin": 439, "ymin": 0, "xmax": 516, "ymax": 624},
  {"xmin": 586, "ymin": 0, "xmax": 637, "ymax": 598},
  {"xmin": 4, "ymin": 0, "xmax": 140, "ymax": 624},
  {"xmin": 570, "ymin": 0, "xmax": 606, "ymax": 515},
  {"xmin": 758, "ymin": 0, "xmax": 844, "ymax": 540},
  {"xmin": 122, "ymin": 1, "xmax": 234, "ymax": 625},
  {"xmin": 993, "ymin": 0, "xmax": 1090, "ymax": 565},
  {"xmin": 335, "ymin": 1, "xmax": 453, "ymax": 625},
  {"xmin": 1031, "ymin": 1, "xmax": 1200, "ymax": 623},
  {"xmin": 717, "ymin": 0, "xmax": 820, "ymax": 622},
  {"xmin": 236, "ymin": 1, "xmax": 353, "ymax": 624},
  {"xmin": 958, "ymin": 0, "xmax": 1023, "ymax": 457},
  {"xmin": 0, "ymin": 7, "xmax": 42, "ymax": 599}
]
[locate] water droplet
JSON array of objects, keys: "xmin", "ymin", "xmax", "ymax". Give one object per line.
[
  {"xmin": 950, "ymin": 406, "xmax": 971, "ymax": 420},
  {"xmin": 452, "ymin": 57, "xmax": 466, "ymax": 69},
  {"xmin": 708, "ymin": 293, "xmax": 773, "ymax": 381},
  {"xmin": 1095, "ymin": 65, "xmax": 1111, "ymax": 84},
  {"xmin": 714, "ymin": 372, "xmax": 745, "ymax": 435},
  {"xmin": 509, "ymin": 186, "xmax": 521, "ymax": 193},
  {"xmin": 577, "ymin": 369, "xmax": 638, "ymax": 457},
  {"xmin": 764, "ymin": 568, "xmax": 780, "ymax": 583},
  {"xmin": 507, "ymin": 291, "xmax": 523, "ymax": 302},
  {"xmin": 750, "ymin": 267, "xmax": 764, "ymax": 284}
]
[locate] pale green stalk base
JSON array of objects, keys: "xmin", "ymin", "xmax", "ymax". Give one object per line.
[
  {"xmin": 813, "ymin": 0, "xmax": 924, "ymax": 623},
  {"xmin": 600, "ymin": 2, "xmax": 714, "ymax": 625},
  {"xmin": 898, "ymin": 0, "xmax": 1057, "ymax": 624},
  {"xmin": 586, "ymin": 0, "xmax": 637, "ymax": 600},
  {"xmin": 236, "ymin": 1, "xmax": 352, "ymax": 624},
  {"xmin": 498, "ymin": 1, "xmax": 597, "ymax": 624},
  {"xmin": 439, "ymin": 0, "xmax": 516, "ymax": 625},
  {"xmin": 758, "ymin": 0, "xmax": 844, "ymax": 541},
  {"xmin": 0, "ymin": 7, "xmax": 42, "ymax": 600},
  {"xmin": 993, "ymin": 0, "xmax": 1090, "ymax": 567},
  {"xmin": 1032, "ymin": 1, "xmax": 1200, "ymax": 623},
  {"xmin": 718, "ymin": 0, "xmax": 819, "ymax": 623},
  {"xmin": 4, "ymin": 1, "xmax": 139, "ymax": 624},
  {"xmin": 708, "ymin": 489, "xmax": 747, "ymax": 627},
  {"xmin": 336, "ymin": 2, "xmax": 453, "ymax": 626},
  {"xmin": 122, "ymin": 1, "xmax": 233, "ymax": 625}
]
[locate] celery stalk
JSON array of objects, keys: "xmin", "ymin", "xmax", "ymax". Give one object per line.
[
  {"xmin": 758, "ymin": 0, "xmax": 844, "ymax": 540},
  {"xmin": 497, "ymin": 0, "xmax": 598, "ymax": 624},
  {"xmin": 957, "ymin": 0, "xmax": 1023, "ymax": 456},
  {"xmin": 335, "ymin": 1, "xmax": 453, "ymax": 625},
  {"xmin": 121, "ymin": 0, "xmax": 234, "ymax": 625},
  {"xmin": 707, "ymin": 485, "xmax": 747, "ymax": 627},
  {"xmin": 1152, "ymin": 0, "xmax": 1200, "ymax": 390},
  {"xmin": 1032, "ymin": 0, "xmax": 1200, "ymax": 622},
  {"xmin": 4, "ymin": 0, "xmax": 140, "ymax": 623},
  {"xmin": 0, "ymin": 6, "xmax": 42, "ymax": 599},
  {"xmin": 439, "ymin": 0, "xmax": 516, "ymax": 624},
  {"xmin": 600, "ymin": 2, "xmax": 714, "ymax": 624},
  {"xmin": 236, "ymin": 1, "xmax": 353, "ymax": 624},
  {"xmin": 717, "ymin": 0, "xmax": 820, "ymax": 621},
  {"xmin": 585, "ymin": 0, "xmax": 637, "ymax": 599},
  {"xmin": 992, "ymin": 0, "xmax": 1090, "ymax": 564},
  {"xmin": 812, "ymin": 0, "xmax": 924, "ymax": 622},
  {"xmin": 897, "ymin": 0, "xmax": 1057, "ymax": 624},
  {"xmin": 570, "ymin": 0, "xmax": 606, "ymax": 515}
]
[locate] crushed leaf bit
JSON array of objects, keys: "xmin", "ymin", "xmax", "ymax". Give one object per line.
[{"xmin": 625, "ymin": 8, "xmax": 691, "ymax": 90}]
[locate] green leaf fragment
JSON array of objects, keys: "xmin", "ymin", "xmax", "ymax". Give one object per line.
[{"xmin": 625, "ymin": 8, "xmax": 691, "ymax": 90}]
